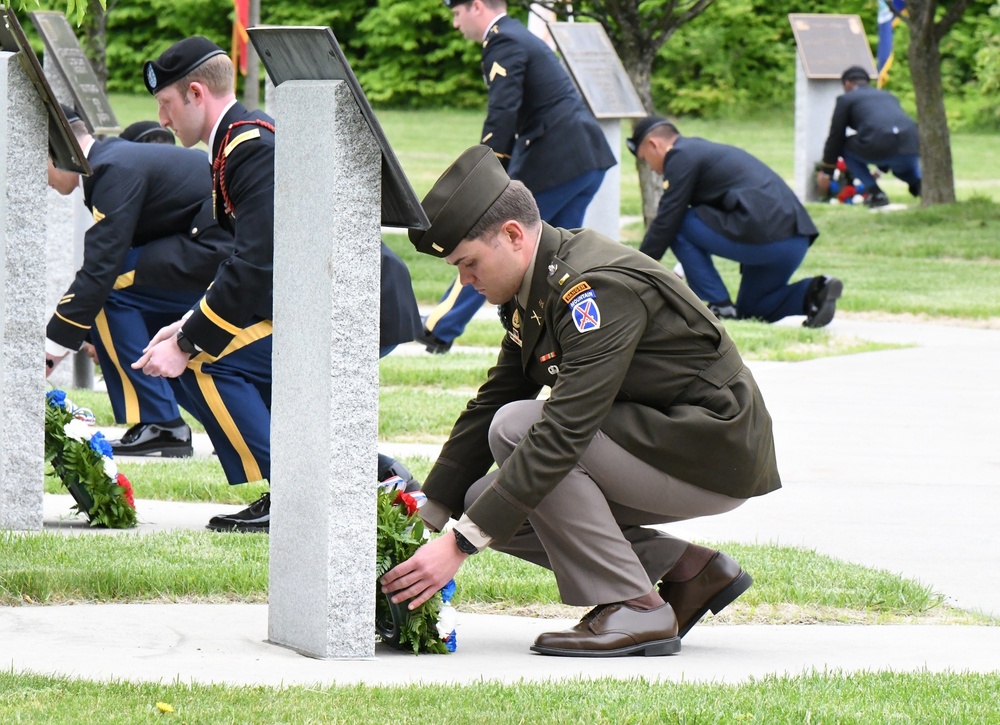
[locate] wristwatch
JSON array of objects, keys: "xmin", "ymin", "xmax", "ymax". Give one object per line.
[
  {"xmin": 453, "ymin": 529, "xmax": 479, "ymax": 556},
  {"xmin": 175, "ymin": 329, "xmax": 198, "ymax": 356}
]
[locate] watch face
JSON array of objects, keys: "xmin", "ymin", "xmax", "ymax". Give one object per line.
[{"xmin": 176, "ymin": 331, "xmax": 197, "ymax": 355}]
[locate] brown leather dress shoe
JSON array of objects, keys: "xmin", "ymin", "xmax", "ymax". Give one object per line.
[
  {"xmin": 530, "ymin": 602, "xmax": 681, "ymax": 657},
  {"xmin": 658, "ymin": 551, "xmax": 752, "ymax": 638}
]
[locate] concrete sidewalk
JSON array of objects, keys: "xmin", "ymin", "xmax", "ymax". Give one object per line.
[{"xmin": 14, "ymin": 317, "xmax": 1000, "ymax": 685}]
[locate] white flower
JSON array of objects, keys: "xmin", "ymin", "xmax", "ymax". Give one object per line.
[
  {"xmin": 102, "ymin": 456, "xmax": 118, "ymax": 480},
  {"xmin": 63, "ymin": 419, "xmax": 92, "ymax": 441}
]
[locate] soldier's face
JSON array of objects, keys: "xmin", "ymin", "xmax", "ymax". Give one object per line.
[
  {"xmin": 155, "ymin": 85, "xmax": 201, "ymax": 148},
  {"xmin": 451, "ymin": 4, "xmax": 483, "ymax": 41},
  {"xmin": 447, "ymin": 231, "xmax": 524, "ymax": 305},
  {"xmin": 637, "ymin": 140, "xmax": 664, "ymax": 175}
]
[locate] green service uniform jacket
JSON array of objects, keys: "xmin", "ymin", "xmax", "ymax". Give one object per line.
[{"xmin": 422, "ymin": 224, "xmax": 781, "ymax": 544}]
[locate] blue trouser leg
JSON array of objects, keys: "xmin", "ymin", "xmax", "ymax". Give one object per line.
[
  {"xmin": 534, "ymin": 168, "xmax": 606, "ymax": 228},
  {"xmin": 672, "ymin": 209, "xmax": 813, "ymax": 322},
  {"xmin": 882, "ymin": 154, "xmax": 922, "ymax": 189},
  {"xmin": 91, "ymin": 273, "xmax": 201, "ymax": 424},
  {"xmin": 424, "ymin": 282, "xmax": 486, "ymax": 343},
  {"xmin": 179, "ymin": 325, "xmax": 272, "ymax": 485},
  {"xmin": 842, "ymin": 151, "xmax": 879, "ymax": 190}
]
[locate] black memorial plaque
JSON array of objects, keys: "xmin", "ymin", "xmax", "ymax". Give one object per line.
[
  {"xmin": 0, "ymin": 7, "xmax": 90, "ymax": 175},
  {"xmin": 29, "ymin": 11, "xmax": 120, "ymax": 135},
  {"xmin": 789, "ymin": 14, "xmax": 876, "ymax": 80},
  {"xmin": 548, "ymin": 22, "xmax": 646, "ymax": 120},
  {"xmin": 247, "ymin": 26, "xmax": 429, "ymax": 231}
]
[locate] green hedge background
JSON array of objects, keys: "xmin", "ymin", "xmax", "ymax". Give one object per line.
[{"xmin": 20, "ymin": 0, "xmax": 1000, "ymax": 129}]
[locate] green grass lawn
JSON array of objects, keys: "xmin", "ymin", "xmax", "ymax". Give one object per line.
[
  {"xmin": 23, "ymin": 98, "xmax": 1000, "ymax": 719},
  {"xmin": 4, "ymin": 670, "xmax": 1000, "ymax": 724}
]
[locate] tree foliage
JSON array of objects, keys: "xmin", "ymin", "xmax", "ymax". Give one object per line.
[{"xmin": 8, "ymin": 0, "xmax": 997, "ymax": 128}]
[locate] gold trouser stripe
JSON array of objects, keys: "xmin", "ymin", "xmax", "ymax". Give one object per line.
[
  {"xmin": 113, "ymin": 270, "xmax": 135, "ymax": 290},
  {"xmin": 199, "ymin": 297, "xmax": 244, "ymax": 335},
  {"xmin": 94, "ymin": 310, "xmax": 141, "ymax": 423},
  {"xmin": 425, "ymin": 274, "xmax": 465, "ymax": 332},
  {"xmin": 189, "ymin": 359, "xmax": 263, "ymax": 483},
  {"xmin": 55, "ymin": 311, "xmax": 91, "ymax": 330}
]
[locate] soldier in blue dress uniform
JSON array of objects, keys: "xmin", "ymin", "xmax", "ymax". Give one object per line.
[
  {"xmin": 45, "ymin": 106, "xmax": 233, "ymax": 458},
  {"xmin": 418, "ymin": 0, "xmax": 616, "ymax": 354}
]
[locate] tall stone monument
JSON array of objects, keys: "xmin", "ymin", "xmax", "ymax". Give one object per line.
[
  {"xmin": 31, "ymin": 10, "xmax": 121, "ymax": 390},
  {"xmin": 548, "ymin": 22, "xmax": 647, "ymax": 240},
  {"xmin": 0, "ymin": 49, "xmax": 48, "ymax": 530},
  {"xmin": 789, "ymin": 14, "xmax": 877, "ymax": 202},
  {"xmin": 249, "ymin": 26, "xmax": 428, "ymax": 659}
]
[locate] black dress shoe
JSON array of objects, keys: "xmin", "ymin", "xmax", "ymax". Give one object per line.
[
  {"xmin": 206, "ymin": 492, "xmax": 270, "ymax": 532},
  {"xmin": 803, "ymin": 276, "xmax": 843, "ymax": 329},
  {"xmin": 415, "ymin": 328, "xmax": 452, "ymax": 354},
  {"xmin": 109, "ymin": 422, "xmax": 193, "ymax": 457},
  {"xmin": 530, "ymin": 602, "xmax": 681, "ymax": 657}
]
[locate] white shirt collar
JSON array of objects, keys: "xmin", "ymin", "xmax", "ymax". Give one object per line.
[
  {"xmin": 483, "ymin": 12, "xmax": 507, "ymax": 41},
  {"xmin": 207, "ymin": 98, "xmax": 239, "ymax": 156}
]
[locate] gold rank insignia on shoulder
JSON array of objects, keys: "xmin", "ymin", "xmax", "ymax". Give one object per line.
[
  {"xmin": 561, "ymin": 281, "xmax": 592, "ymax": 304},
  {"xmin": 92, "ymin": 207, "xmax": 105, "ymax": 223},
  {"xmin": 489, "ymin": 62, "xmax": 507, "ymax": 82},
  {"xmin": 662, "ymin": 180, "xmax": 670, "ymax": 191}
]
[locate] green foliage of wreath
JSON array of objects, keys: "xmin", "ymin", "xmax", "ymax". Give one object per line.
[
  {"xmin": 44, "ymin": 399, "xmax": 137, "ymax": 529},
  {"xmin": 375, "ymin": 489, "xmax": 448, "ymax": 655}
]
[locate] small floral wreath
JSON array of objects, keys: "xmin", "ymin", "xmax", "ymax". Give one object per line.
[
  {"xmin": 45, "ymin": 390, "xmax": 136, "ymax": 528},
  {"xmin": 375, "ymin": 484, "xmax": 453, "ymax": 654}
]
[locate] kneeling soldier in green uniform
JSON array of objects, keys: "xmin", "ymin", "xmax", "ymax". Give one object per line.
[{"xmin": 381, "ymin": 146, "xmax": 782, "ymax": 657}]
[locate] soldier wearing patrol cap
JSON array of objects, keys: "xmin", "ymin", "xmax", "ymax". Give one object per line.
[
  {"xmin": 135, "ymin": 36, "xmax": 276, "ymax": 532},
  {"xmin": 416, "ymin": 0, "xmax": 616, "ymax": 355},
  {"xmin": 629, "ymin": 115, "xmax": 844, "ymax": 328},
  {"xmin": 382, "ymin": 145, "xmax": 781, "ymax": 657}
]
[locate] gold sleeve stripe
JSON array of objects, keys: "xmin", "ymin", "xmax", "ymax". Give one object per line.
[
  {"xmin": 224, "ymin": 128, "xmax": 261, "ymax": 158},
  {"xmin": 113, "ymin": 270, "xmax": 135, "ymax": 290},
  {"xmin": 199, "ymin": 320, "xmax": 273, "ymax": 363},
  {"xmin": 92, "ymin": 207, "xmax": 105, "ymax": 223},
  {"xmin": 488, "ymin": 62, "xmax": 507, "ymax": 82},
  {"xmin": 54, "ymin": 311, "xmax": 91, "ymax": 330},
  {"xmin": 198, "ymin": 297, "xmax": 244, "ymax": 335},
  {"xmin": 59, "ymin": 294, "xmax": 74, "ymax": 304},
  {"xmin": 482, "ymin": 132, "xmax": 493, "ymax": 143}
]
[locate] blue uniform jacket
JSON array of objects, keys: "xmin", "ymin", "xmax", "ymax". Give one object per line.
[
  {"xmin": 639, "ymin": 136, "xmax": 818, "ymax": 261},
  {"xmin": 480, "ymin": 15, "xmax": 615, "ymax": 194},
  {"xmin": 47, "ymin": 139, "xmax": 233, "ymax": 350}
]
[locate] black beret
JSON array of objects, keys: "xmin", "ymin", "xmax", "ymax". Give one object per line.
[
  {"xmin": 59, "ymin": 103, "xmax": 81, "ymax": 123},
  {"xmin": 120, "ymin": 121, "xmax": 176, "ymax": 144},
  {"xmin": 144, "ymin": 37, "xmax": 226, "ymax": 95},
  {"xmin": 841, "ymin": 65, "xmax": 870, "ymax": 83},
  {"xmin": 408, "ymin": 145, "xmax": 511, "ymax": 258},
  {"xmin": 626, "ymin": 115, "xmax": 675, "ymax": 156},
  {"xmin": 442, "ymin": 0, "xmax": 474, "ymax": 7}
]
